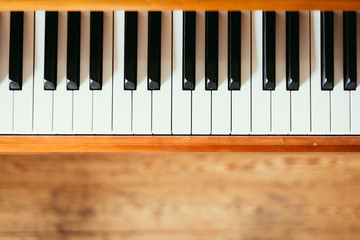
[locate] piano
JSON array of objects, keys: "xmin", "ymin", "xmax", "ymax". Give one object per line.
[{"xmin": 0, "ymin": 0, "xmax": 359, "ymax": 152}]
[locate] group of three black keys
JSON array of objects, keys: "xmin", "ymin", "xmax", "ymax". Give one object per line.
[{"xmin": 7, "ymin": 11, "xmax": 357, "ymax": 92}]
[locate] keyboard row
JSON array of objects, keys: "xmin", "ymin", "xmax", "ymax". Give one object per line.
[
  {"xmin": 0, "ymin": 11, "xmax": 359, "ymax": 135},
  {"xmin": 4, "ymin": 11, "xmax": 358, "ymax": 92}
]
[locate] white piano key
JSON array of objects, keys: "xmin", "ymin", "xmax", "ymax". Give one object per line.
[
  {"xmin": 53, "ymin": 11, "xmax": 72, "ymax": 134},
  {"xmin": 310, "ymin": 11, "xmax": 330, "ymax": 134},
  {"xmin": 272, "ymin": 11, "xmax": 290, "ymax": 134},
  {"xmin": 93, "ymin": 11, "xmax": 113, "ymax": 134},
  {"xmin": 33, "ymin": 11, "xmax": 53, "ymax": 134},
  {"xmin": 331, "ymin": 11, "xmax": 350, "ymax": 134},
  {"xmin": 133, "ymin": 11, "xmax": 151, "ymax": 134},
  {"xmin": 352, "ymin": 12, "xmax": 360, "ymax": 134},
  {"xmin": 152, "ymin": 11, "xmax": 172, "ymax": 134},
  {"xmin": 231, "ymin": 11, "xmax": 251, "ymax": 135},
  {"xmin": 13, "ymin": 11, "xmax": 34, "ymax": 134},
  {"xmin": 252, "ymin": 11, "xmax": 271, "ymax": 134},
  {"xmin": 113, "ymin": 11, "xmax": 132, "ymax": 134},
  {"xmin": 73, "ymin": 11, "xmax": 92, "ymax": 134},
  {"xmin": 172, "ymin": 11, "xmax": 191, "ymax": 134},
  {"xmin": 212, "ymin": 11, "xmax": 230, "ymax": 135},
  {"xmin": 0, "ymin": 12, "xmax": 13, "ymax": 134},
  {"xmin": 192, "ymin": 11, "xmax": 211, "ymax": 135},
  {"xmin": 291, "ymin": 11, "xmax": 311, "ymax": 135}
]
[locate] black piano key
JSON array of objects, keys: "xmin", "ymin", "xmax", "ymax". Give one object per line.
[
  {"xmin": 89, "ymin": 12, "xmax": 103, "ymax": 90},
  {"xmin": 263, "ymin": 11, "xmax": 275, "ymax": 90},
  {"xmin": 9, "ymin": 12, "xmax": 24, "ymax": 90},
  {"xmin": 148, "ymin": 11, "xmax": 161, "ymax": 90},
  {"xmin": 44, "ymin": 12, "xmax": 58, "ymax": 90},
  {"xmin": 228, "ymin": 11, "xmax": 241, "ymax": 90},
  {"xmin": 67, "ymin": 11, "xmax": 81, "ymax": 90},
  {"xmin": 343, "ymin": 11, "xmax": 357, "ymax": 90},
  {"xmin": 124, "ymin": 11, "xmax": 138, "ymax": 90},
  {"xmin": 321, "ymin": 11, "xmax": 334, "ymax": 90},
  {"xmin": 286, "ymin": 11, "xmax": 299, "ymax": 91},
  {"xmin": 183, "ymin": 11, "xmax": 196, "ymax": 91},
  {"xmin": 205, "ymin": 11, "xmax": 218, "ymax": 90}
]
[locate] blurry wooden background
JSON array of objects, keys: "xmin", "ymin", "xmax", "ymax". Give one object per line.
[{"xmin": 1, "ymin": 153, "xmax": 360, "ymax": 240}]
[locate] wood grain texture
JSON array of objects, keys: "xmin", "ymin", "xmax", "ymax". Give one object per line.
[
  {"xmin": 0, "ymin": 0, "xmax": 360, "ymax": 11},
  {"xmin": 0, "ymin": 136, "xmax": 359, "ymax": 152},
  {"xmin": 0, "ymin": 153, "xmax": 360, "ymax": 240}
]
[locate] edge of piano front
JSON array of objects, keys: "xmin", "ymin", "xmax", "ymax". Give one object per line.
[{"xmin": 0, "ymin": 136, "xmax": 359, "ymax": 152}]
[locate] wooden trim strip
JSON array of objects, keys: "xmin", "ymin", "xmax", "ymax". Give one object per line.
[
  {"xmin": 0, "ymin": 136, "xmax": 359, "ymax": 152},
  {"xmin": 1, "ymin": 0, "xmax": 360, "ymax": 11}
]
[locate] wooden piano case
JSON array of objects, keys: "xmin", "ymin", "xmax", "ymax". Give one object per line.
[{"xmin": 0, "ymin": 1, "xmax": 359, "ymax": 240}]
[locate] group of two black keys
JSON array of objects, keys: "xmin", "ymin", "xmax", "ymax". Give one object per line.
[{"xmin": 8, "ymin": 11, "xmax": 357, "ymax": 92}]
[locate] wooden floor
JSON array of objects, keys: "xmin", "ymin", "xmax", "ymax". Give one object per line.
[{"xmin": 1, "ymin": 153, "xmax": 360, "ymax": 239}]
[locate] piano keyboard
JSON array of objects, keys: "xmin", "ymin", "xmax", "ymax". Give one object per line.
[{"xmin": 0, "ymin": 10, "xmax": 358, "ymax": 135}]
